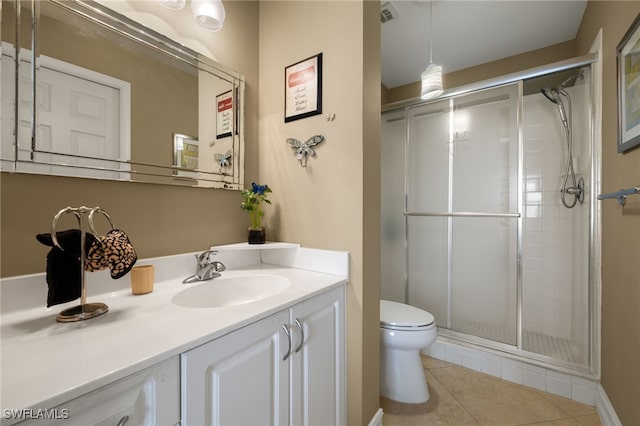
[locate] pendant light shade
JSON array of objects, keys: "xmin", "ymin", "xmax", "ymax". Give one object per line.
[
  {"xmin": 191, "ymin": 0, "xmax": 226, "ymax": 32},
  {"xmin": 421, "ymin": 63, "xmax": 443, "ymax": 100},
  {"xmin": 420, "ymin": 0, "xmax": 443, "ymax": 101}
]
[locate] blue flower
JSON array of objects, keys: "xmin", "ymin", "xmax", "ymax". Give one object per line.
[{"xmin": 252, "ymin": 182, "xmax": 268, "ymax": 195}]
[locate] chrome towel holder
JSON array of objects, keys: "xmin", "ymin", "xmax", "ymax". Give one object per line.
[
  {"xmin": 51, "ymin": 206, "xmax": 114, "ymax": 322},
  {"xmin": 597, "ymin": 186, "xmax": 640, "ymax": 206}
]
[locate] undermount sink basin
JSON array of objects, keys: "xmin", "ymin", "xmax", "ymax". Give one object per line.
[{"xmin": 171, "ymin": 274, "xmax": 291, "ymax": 308}]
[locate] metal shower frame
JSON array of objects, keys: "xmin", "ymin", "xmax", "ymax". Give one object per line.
[{"xmin": 391, "ymin": 53, "xmax": 601, "ymax": 379}]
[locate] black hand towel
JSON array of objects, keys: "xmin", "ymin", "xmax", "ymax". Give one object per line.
[{"xmin": 36, "ymin": 230, "xmax": 97, "ymax": 307}]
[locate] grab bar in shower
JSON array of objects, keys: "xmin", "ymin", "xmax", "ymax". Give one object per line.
[{"xmin": 597, "ymin": 186, "xmax": 640, "ymax": 206}]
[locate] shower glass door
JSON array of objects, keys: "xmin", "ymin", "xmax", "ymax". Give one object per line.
[{"xmin": 406, "ymin": 83, "xmax": 520, "ymax": 346}]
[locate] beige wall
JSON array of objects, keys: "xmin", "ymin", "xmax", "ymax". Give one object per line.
[
  {"xmin": 257, "ymin": 1, "xmax": 380, "ymax": 424},
  {"xmin": 0, "ymin": 0, "xmax": 260, "ymax": 277},
  {"xmin": 576, "ymin": 2, "xmax": 640, "ymax": 425}
]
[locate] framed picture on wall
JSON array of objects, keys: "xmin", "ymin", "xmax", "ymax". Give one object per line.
[
  {"xmin": 216, "ymin": 90, "xmax": 233, "ymax": 139},
  {"xmin": 617, "ymin": 13, "xmax": 640, "ymax": 153},
  {"xmin": 284, "ymin": 53, "xmax": 322, "ymax": 123}
]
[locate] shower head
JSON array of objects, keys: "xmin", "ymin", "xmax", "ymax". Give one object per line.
[
  {"xmin": 541, "ymin": 86, "xmax": 569, "ymax": 128},
  {"xmin": 541, "ymin": 86, "xmax": 560, "ymax": 104},
  {"xmin": 540, "ymin": 72, "xmax": 579, "ymax": 104}
]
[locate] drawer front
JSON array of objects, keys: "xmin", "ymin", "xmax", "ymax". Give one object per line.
[{"xmin": 14, "ymin": 357, "xmax": 180, "ymax": 426}]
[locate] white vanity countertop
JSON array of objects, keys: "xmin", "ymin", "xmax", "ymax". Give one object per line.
[{"xmin": 0, "ymin": 247, "xmax": 348, "ymax": 412}]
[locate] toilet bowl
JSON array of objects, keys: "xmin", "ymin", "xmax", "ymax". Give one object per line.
[{"xmin": 380, "ymin": 299, "xmax": 437, "ymax": 404}]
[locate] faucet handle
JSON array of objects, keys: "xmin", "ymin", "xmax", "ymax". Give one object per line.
[
  {"xmin": 197, "ymin": 250, "xmax": 218, "ymax": 267},
  {"xmin": 211, "ymin": 261, "xmax": 226, "ymax": 272}
]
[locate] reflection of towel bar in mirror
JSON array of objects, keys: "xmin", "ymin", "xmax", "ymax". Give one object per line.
[
  {"xmin": 0, "ymin": 0, "xmax": 244, "ymax": 190},
  {"xmin": 597, "ymin": 186, "xmax": 640, "ymax": 206}
]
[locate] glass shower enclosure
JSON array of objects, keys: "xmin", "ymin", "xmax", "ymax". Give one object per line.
[{"xmin": 381, "ymin": 61, "xmax": 595, "ymax": 372}]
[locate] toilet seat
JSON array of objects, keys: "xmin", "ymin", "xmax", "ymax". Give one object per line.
[{"xmin": 380, "ymin": 300, "xmax": 435, "ymax": 330}]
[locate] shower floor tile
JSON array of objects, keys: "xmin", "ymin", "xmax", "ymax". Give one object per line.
[
  {"xmin": 522, "ymin": 331, "xmax": 581, "ymax": 363},
  {"xmin": 381, "ymin": 355, "xmax": 601, "ymax": 426}
]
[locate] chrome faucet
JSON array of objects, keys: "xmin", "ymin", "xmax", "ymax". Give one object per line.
[{"xmin": 183, "ymin": 250, "xmax": 226, "ymax": 283}]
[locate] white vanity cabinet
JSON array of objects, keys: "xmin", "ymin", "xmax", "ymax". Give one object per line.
[
  {"xmin": 181, "ymin": 285, "xmax": 345, "ymax": 426},
  {"xmin": 180, "ymin": 309, "xmax": 291, "ymax": 426},
  {"xmin": 289, "ymin": 286, "xmax": 345, "ymax": 426},
  {"xmin": 14, "ymin": 357, "xmax": 180, "ymax": 426}
]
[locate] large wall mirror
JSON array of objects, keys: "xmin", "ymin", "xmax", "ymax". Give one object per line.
[{"xmin": 1, "ymin": 0, "xmax": 245, "ymax": 189}]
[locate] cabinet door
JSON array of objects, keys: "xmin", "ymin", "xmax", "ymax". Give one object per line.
[
  {"xmin": 290, "ymin": 286, "xmax": 345, "ymax": 426},
  {"xmin": 181, "ymin": 310, "xmax": 290, "ymax": 426}
]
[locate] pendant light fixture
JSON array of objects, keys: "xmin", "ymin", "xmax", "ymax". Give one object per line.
[
  {"xmin": 156, "ymin": 0, "xmax": 226, "ymax": 32},
  {"xmin": 420, "ymin": 0, "xmax": 443, "ymax": 100},
  {"xmin": 191, "ymin": 0, "xmax": 226, "ymax": 32}
]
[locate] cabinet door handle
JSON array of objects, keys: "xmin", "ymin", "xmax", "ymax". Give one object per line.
[
  {"xmin": 294, "ymin": 318, "xmax": 305, "ymax": 353},
  {"xmin": 116, "ymin": 416, "xmax": 129, "ymax": 426},
  {"xmin": 282, "ymin": 324, "xmax": 292, "ymax": 361}
]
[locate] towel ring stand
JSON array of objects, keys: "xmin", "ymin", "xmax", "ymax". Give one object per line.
[{"xmin": 50, "ymin": 206, "xmax": 113, "ymax": 322}]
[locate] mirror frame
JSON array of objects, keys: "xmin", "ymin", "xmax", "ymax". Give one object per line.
[{"xmin": 1, "ymin": 0, "xmax": 245, "ymax": 190}]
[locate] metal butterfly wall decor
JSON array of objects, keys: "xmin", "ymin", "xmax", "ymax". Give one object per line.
[
  {"xmin": 286, "ymin": 135, "xmax": 325, "ymax": 167},
  {"xmin": 214, "ymin": 149, "xmax": 232, "ymax": 173}
]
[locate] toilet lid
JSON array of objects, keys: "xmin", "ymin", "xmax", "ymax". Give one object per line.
[{"xmin": 380, "ymin": 300, "xmax": 435, "ymax": 328}]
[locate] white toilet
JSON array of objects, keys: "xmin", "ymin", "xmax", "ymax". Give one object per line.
[{"xmin": 380, "ymin": 299, "xmax": 437, "ymax": 404}]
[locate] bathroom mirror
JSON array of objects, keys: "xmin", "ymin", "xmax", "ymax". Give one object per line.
[{"xmin": 0, "ymin": 0, "xmax": 245, "ymax": 189}]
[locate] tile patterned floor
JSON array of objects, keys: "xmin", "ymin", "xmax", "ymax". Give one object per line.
[{"xmin": 381, "ymin": 355, "xmax": 602, "ymax": 426}]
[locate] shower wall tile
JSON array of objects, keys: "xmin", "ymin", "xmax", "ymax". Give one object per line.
[
  {"xmin": 523, "ymin": 363, "xmax": 547, "ymax": 392},
  {"xmin": 525, "ymin": 137, "xmax": 542, "ymax": 153},
  {"xmin": 501, "ymin": 358, "xmax": 524, "ymax": 384},
  {"xmin": 526, "ymin": 177, "xmax": 543, "ymax": 192},
  {"xmin": 525, "ymin": 217, "xmax": 542, "ymax": 232},
  {"xmin": 572, "ymin": 376, "xmax": 597, "ymax": 406},
  {"xmin": 524, "ymin": 270, "xmax": 542, "ymax": 287},
  {"xmin": 546, "ymin": 370, "xmax": 573, "ymax": 398},
  {"xmin": 445, "ymin": 344, "xmax": 463, "ymax": 365},
  {"xmin": 461, "ymin": 347, "xmax": 485, "ymax": 373},
  {"xmin": 526, "ymin": 206, "xmax": 542, "ymax": 218}
]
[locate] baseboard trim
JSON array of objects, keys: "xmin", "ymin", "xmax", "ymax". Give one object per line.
[
  {"xmin": 596, "ymin": 384, "xmax": 622, "ymax": 426},
  {"xmin": 368, "ymin": 408, "xmax": 384, "ymax": 426}
]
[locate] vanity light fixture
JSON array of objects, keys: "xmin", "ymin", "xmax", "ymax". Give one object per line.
[
  {"xmin": 156, "ymin": 0, "xmax": 226, "ymax": 32},
  {"xmin": 420, "ymin": 0, "xmax": 443, "ymax": 100},
  {"xmin": 191, "ymin": 0, "xmax": 226, "ymax": 32}
]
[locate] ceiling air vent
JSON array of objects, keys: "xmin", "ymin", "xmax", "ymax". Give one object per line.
[{"xmin": 380, "ymin": 2, "xmax": 398, "ymax": 23}]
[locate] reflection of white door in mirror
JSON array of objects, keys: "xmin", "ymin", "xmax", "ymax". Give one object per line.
[
  {"xmin": 1, "ymin": 49, "xmax": 132, "ymax": 180},
  {"xmin": 35, "ymin": 55, "xmax": 131, "ymax": 180}
]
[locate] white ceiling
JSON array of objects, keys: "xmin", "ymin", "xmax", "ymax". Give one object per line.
[{"xmin": 381, "ymin": 0, "xmax": 588, "ymax": 89}]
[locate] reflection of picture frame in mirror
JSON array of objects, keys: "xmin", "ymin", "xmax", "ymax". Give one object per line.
[
  {"xmin": 285, "ymin": 53, "xmax": 322, "ymax": 123},
  {"xmin": 617, "ymin": 13, "xmax": 640, "ymax": 153},
  {"xmin": 173, "ymin": 133, "xmax": 199, "ymax": 179},
  {"xmin": 216, "ymin": 90, "xmax": 233, "ymax": 139}
]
